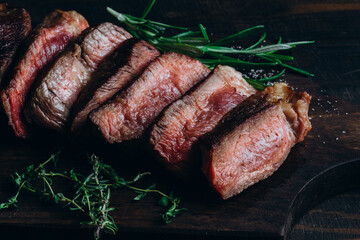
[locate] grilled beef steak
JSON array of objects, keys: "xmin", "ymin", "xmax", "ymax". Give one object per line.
[
  {"xmin": 0, "ymin": 3, "xmax": 31, "ymax": 85},
  {"xmin": 1, "ymin": 9, "xmax": 89, "ymax": 138},
  {"xmin": 71, "ymin": 39, "xmax": 160, "ymax": 132},
  {"xmin": 90, "ymin": 52, "xmax": 210, "ymax": 143},
  {"xmin": 25, "ymin": 22, "xmax": 132, "ymax": 132},
  {"xmin": 201, "ymin": 83, "xmax": 312, "ymax": 200},
  {"xmin": 150, "ymin": 65, "xmax": 256, "ymax": 175}
]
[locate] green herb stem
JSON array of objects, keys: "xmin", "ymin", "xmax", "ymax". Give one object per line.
[
  {"xmin": 107, "ymin": 1, "xmax": 314, "ymax": 88},
  {"xmin": 0, "ymin": 151, "xmax": 185, "ymax": 239},
  {"xmin": 126, "ymin": 185, "xmax": 169, "ymax": 198}
]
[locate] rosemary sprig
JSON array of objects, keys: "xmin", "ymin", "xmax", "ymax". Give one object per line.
[
  {"xmin": 107, "ymin": 0, "xmax": 314, "ymax": 90},
  {"xmin": 0, "ymin": 151, "xmax": 186, "ymax": 239}
]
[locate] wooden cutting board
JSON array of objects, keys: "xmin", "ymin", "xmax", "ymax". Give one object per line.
[{"xmin": 0, "ymin": 0, "xmax": 359, "ymax": 239}]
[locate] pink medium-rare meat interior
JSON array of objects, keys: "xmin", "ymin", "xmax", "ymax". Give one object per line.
[
  {"xmin": 201, "ymin": 83, "xmax": 312, "ymax": 200},
  {"xmin": 24, "ymin": 22, "xmax": 132, "ymax": 132},
  {"xmin": 1, "ymin": 9, "xmax": 89, "ymax": 138},
  {"xmin": 71, "ymin": 39, "xmax": 160, "ymax": 131},
  {"xmin": 79, "ymin": 22, "xmax": 132, "ymax": 69},
  {"xmin": 90, "ymin": 52, "xmax": 210, "ymax": 143},
  {"xmin": 150, "ymin": 65, "xmax": 256, "ymax": 174},
  {"xmin": 203, "ymin": 104, "xmax": 294, "ymax": 199}
]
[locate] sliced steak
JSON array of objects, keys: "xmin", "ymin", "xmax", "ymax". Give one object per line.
[
  {"xmin": 25, "ymin": 22, "xmax": 132, "ymax": 132},
  {"xmin": 71, "ymin": 39, "xmax": 160, "ymax": 132},
  {"xmin": 90, "ymin": 52, "xmax": 210, "ymax": 143},
  {"xmin": 1, "ymin": 9, "xmax": 89, "ymax": 138},
  {"xmin": 200, "ymin": 83, "xmax": 312, "ymax": 200},
  {"xmin": 0, "ymin": 3, "xmax": 31, "ymax": 85},
  {"xmin": 150, "ymin": 65, "xmax": 256, "ymax": 174}
]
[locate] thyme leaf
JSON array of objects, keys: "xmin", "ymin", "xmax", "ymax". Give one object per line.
[{"xmin": 0, "ymin": 151, "xmax": 186, "ymax": 239}]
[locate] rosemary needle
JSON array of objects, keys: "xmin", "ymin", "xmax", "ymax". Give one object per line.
[{"xmin": 107, "ymin": 0, "xmax": 314, "ymax": 90}]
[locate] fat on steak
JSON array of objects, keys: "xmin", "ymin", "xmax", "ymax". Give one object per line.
[
  {"xmin": 1, "ymin": 9, "xmax": 89, "ymax": 138},
  {"xmin": 150, "ymin": 65, "xmax": 256, "ymax": 175},
  {"xmin": 90, "ymin": 52, "xmax": 211, "ymax": 143},
  {"xmin": 200, "ymin": 83, "xmax": 312, "ymax": 200}
]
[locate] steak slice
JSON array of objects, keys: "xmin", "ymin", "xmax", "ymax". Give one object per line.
[
  {"xmin": 1, "ymin": 9, "xmax": 89, "ymax": 138},
  {"xmin": 90, "ymin": 52, "xmax": 211, "ymax": 143},
  {"xmin": 25, "ymin": 22, "xmax": 132, "ymax": 132},
  {"xmin": 71, "ymin": 39, "xmax": 160, "ymax": 132},
  {"xmin": 200, "ymin": 83, "xmax": 312, "ymax": 200},
  {"xmin": 0, "ymin": 3, "xmax": 31, "ymax": 85},
  {"xmin": 150, "ymin": 65, "xmax": 256, "ymax": 175}
]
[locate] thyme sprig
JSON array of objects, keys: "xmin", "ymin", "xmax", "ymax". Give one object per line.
[
  {"xmin": 107, "ymin": 0, "xmax": 314, "ymax": 90},
  {"xmin": 0, "ymin": 151, "xmax": 186, "ymax": 239}
]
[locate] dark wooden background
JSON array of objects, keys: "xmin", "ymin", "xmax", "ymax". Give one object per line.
[{"xmin": 1, "ymin": 0, "xmax": 360, "ymax": 239}]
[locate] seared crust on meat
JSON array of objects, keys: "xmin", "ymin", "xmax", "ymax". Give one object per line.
[
  {"xmin": 1, "ymin": 9, "xmax": 89, "ymax": 138},
  {"xmin": 150, "ymin": 65, "xmax": 256, "ymax": 175},
  {"xmin": 90, "ymin": 52, "xmax": 210, "ymax": 143},
  {"xmin": 25, "ymin": 22, "xmax": 132, "ymax": 132},
  {"xmin": 71, "ymin": 39, "xmax": 159, "ymax": 131},
  {"xmin": 201, "ymin": 83, "xmax": 311, "ymax": 199}
]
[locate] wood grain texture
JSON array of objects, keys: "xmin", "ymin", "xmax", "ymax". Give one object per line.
[
  {"xmin": 0, "ymin": 0, "xmax": 360, "ymax": 239},
  {"xmin": 291, "ymin": 190, "xmax": 360, "ymax": 239}
]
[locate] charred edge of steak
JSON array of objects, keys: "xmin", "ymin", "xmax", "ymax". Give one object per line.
[
  {"xmin": 24, "ymin": 22, "xmax": 132, "ymax": 133},
  {"xmin": 202, "ymin": 83, "xmax": 312, "ymax": 148},
  {"xmin": 79, "ymin": 22, "xmax": 133, "ymax": 69},
  {"xmin": 24, "ymin": 44, "xmax": 91, "ymax": 131},
  {"xmin": 0, "ymin": 3, "xmax": 32, "ymax": 86},
  {"xmin": 200, "ymin": 83, "xmax": 312, "ymax": 199},
  {"xmin": 69, "ymin": 39, "xmax": 136, "ymax": 130},
  {"xmin": 70, "ymin": 38, "xmax": 160, "ymax": 132},
  {"xmin": 150, "ymin": 65, "xmax": 256, "ymax": 176},
  {"xmin": 90, "ymin": 52, "xmax": 211, "ymax": 144},
  {"xmin": 1, "ymin": 9, "xmax": 89, "ymax": 138},
  {"xmin": 201, "ymin": 104, "xmax": 294, "ymax": 200},
  {"xmin": 202, "ymin": 91, "xmax": 273, "ymax": 149}
]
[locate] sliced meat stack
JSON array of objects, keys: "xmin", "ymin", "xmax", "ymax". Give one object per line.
[
  {"xmin": 150, "ymin": 65, "xmax": 256, "ymax": 175},
  {"xmin": 1, "ymin": 9, "xmax": 89, "ymax": 138},
  {"xmin": 0, "ymin": 6, "xmax": 313, "ymax": 201},
  {"xmin": 201, "ymin": 83, "xmax": 312, "ymax": 199},
  {"xmin": 0, "ymin": 3, "xmax": 31, "ymax": 85},
  {"xmin": 71, "ymin": 38, "xmax": 160, "ymax": 132},
  {"xmin": 90, "ymin": 52, "xmax": 211, "ymax": 143},
  {"xmin": 25, "ymin": 22, "xmax": 132, "ymax": 132}
]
